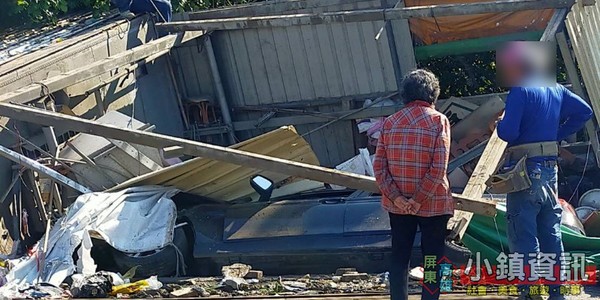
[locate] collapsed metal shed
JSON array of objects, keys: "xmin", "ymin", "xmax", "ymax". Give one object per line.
[{"xmin": 0, "ymin": 0, "xmax": 598, "ymax": 246}]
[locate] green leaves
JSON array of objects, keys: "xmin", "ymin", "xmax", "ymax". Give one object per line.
[
  {"xmin": 3, "ymin": 0, "xmax": 256, "ymax": 29},
  {"xmin": 419, "ymin": 50, "xmax": 568, "ymax": 99}
]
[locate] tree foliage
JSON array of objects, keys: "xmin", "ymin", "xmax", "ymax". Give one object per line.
[
  {"xmin": 420, "ymin": 51, "xmax": 568, "ymax": 99},
  {"xmin": 0, "ymin": 0, "xmax": 254, "ymax": 29}
]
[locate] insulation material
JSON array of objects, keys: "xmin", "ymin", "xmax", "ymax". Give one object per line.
[
  {"xmin": 405, "ymin": 0, "xmax": 554, "ymax": 45},
  {"xmin": 1, "ymin": 186, "xmax": 178, "ymax": 288},
  {"xmin": 111, "ymin": 126, "xmax": 320, "ymax": 202}
]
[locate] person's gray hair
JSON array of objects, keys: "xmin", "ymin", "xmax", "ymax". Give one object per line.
[{"xmin": 400, "ymin": 69, "xmax": 440, "ymax": 105}]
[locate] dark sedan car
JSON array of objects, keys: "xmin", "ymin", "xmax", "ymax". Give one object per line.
[{"xmin": 107, "ymin": 176, "xmax": 472, "ymax": 277}]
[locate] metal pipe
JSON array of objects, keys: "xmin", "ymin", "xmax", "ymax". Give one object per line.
[
  {"xmin": 0, "ymin": 144, "xmax": 92, "ymax": 194},
  {"xmin": 204, "ymin": 35, "xmax": 237, "ymax": 144},
  {"xmin": 381, "ymin": 0, "xmax": 403, "ymax": 90}
]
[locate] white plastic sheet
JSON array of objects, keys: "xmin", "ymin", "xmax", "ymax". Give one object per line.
[
  {"xmin": 331, "ymin": 148, "xmax": 375, "ymax": 190},
  {"xmin": 1, "ymin": 186, "xmax": 178, "ymax": 290}
]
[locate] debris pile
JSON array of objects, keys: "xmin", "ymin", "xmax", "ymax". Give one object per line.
[{"xmin": 159, "ymin": 266, "xmax": 396, "ymax": 298}]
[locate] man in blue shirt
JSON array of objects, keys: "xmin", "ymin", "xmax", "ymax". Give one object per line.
[{"xmin": 497, "ymin": 42, "xmax": 593, "ymax": 300}]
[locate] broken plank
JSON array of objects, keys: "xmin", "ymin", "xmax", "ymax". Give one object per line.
[
  {"xmin": 0, "ymin": 143, "xmax": 92, "ymax": 194},
  {"xmin": 158, "ymin": 0, "xmax": 576, "ymax": 32},
  {"xmin": 0, "ymin": 102, "xmax": 496, "ymax": 216},
  {"xmin": 0, "ymin": 32, "xmax": 203, "ymax": 105},
  {"xmin": 449, "ymin": 130, "xmax": 506, "ymax": 240}
]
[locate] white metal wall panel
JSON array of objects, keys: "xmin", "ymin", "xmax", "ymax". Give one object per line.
[
  {"xmin": 171, "ymin": 0, "xmax": 417, "ymax": 166},
  {"xmin": 566, "ymin": 1, "xmax": 600, "ymax": 124}
]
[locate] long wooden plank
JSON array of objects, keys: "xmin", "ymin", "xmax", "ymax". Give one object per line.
[
  {"xmin": 0, "ymin": 102, "xmax": 496, "ymax": 216},
  {"xmin": 159, "ymin": 0, "xmax": 576, "ymax": 32},
  {"xmin": 449, "ymin": 130, "xmax": 506, "ymax": 240},
  {"xmin": 0, "ymin": 31, "xmax": 203, "ymax": 105}
]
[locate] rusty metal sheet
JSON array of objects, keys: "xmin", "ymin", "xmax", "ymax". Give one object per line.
[{"xmin": 406, "ymin": 0, "xmax": 554, "ymax": 45}]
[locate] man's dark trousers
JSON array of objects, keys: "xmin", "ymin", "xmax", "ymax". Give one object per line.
[{"xmin": 389, "ymin": 213, "xmax": 451, "ymax": 300}]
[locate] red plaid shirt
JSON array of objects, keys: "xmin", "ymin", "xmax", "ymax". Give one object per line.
[{"xmin": 374, "ymin": 100, "xmax": 454, "ymax": 217}]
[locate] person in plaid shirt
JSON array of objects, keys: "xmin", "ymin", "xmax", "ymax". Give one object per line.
[{"xmin": 374, "ymin": 69, "xmax": 454, "ymax": 300}]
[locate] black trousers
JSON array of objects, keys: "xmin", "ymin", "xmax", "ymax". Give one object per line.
[{"xmin": 389, "ymin": 213, "xmax": 451, "ymax": 300}]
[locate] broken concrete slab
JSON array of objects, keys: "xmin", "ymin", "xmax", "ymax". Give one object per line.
[
  {"xmin": 169, "ymin": 286, "xmax": 208, "ymax": 298},
  {"xmin": 221, "ymin": 263, "xmax": 251, "ymax": 279},
  {"xmin": 281, "ymin": 280, "xmax": 307, "ymax": 291},
  {"xmin": 221, "ymin": 277, "xmax": 248, "ymax": 290}
]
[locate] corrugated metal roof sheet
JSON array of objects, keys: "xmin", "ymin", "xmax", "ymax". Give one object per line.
[
  {"xmin": 110, "ymin": 126, "xmax": 320, "ymax": 201},
  {"xmin": 0, "ymin": 13, "xmax": 119, "ymax": 66}
]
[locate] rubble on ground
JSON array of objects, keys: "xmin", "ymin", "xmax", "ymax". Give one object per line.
[{"xmin": 0, "ymin": 260, "xmax": 434, "ymax": 298}]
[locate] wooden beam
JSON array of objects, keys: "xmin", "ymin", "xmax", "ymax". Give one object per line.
[
  {"xmin": 158, "ymin": 0, "xmax": 575, "ymax": 32},
  {"xmin": 0, "ymin": 102, "xmax": 496, "ymax": 216},
  {"xmin": 0, "ymin": 32, "xmax": 203, "ymax": 105},
  {"xmin": 449, "ymin": 130, "xmax": 506, "ymax": 240},
  {"xmin": 540, "ymin": 8, "xmax": 568, "ymax": 42}
]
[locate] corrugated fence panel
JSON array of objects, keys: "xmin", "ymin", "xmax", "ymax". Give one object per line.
[
  {"xmin": 172, "ymin": 39, "xmax": 216, "ymax": 100},
  {"xmin": 174, "ymin": 0, "xmax": 417, "ymax": 166},
  {"xmin": 212, "ymin": 1, "xmax": 398, "ymax": 107},
  {"xmin": 567, "ymin": 2, "xmax": 600, "ymax": 124}
]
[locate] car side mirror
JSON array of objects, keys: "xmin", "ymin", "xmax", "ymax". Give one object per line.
[{"xmin": 250, "ymin": 175, "xmax": 274, "ymax": 202}]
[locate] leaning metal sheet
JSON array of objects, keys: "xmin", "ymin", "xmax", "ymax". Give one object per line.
[{"xmin": 110, "ymin": 126, "xmax": 321, "ymax": 202}]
